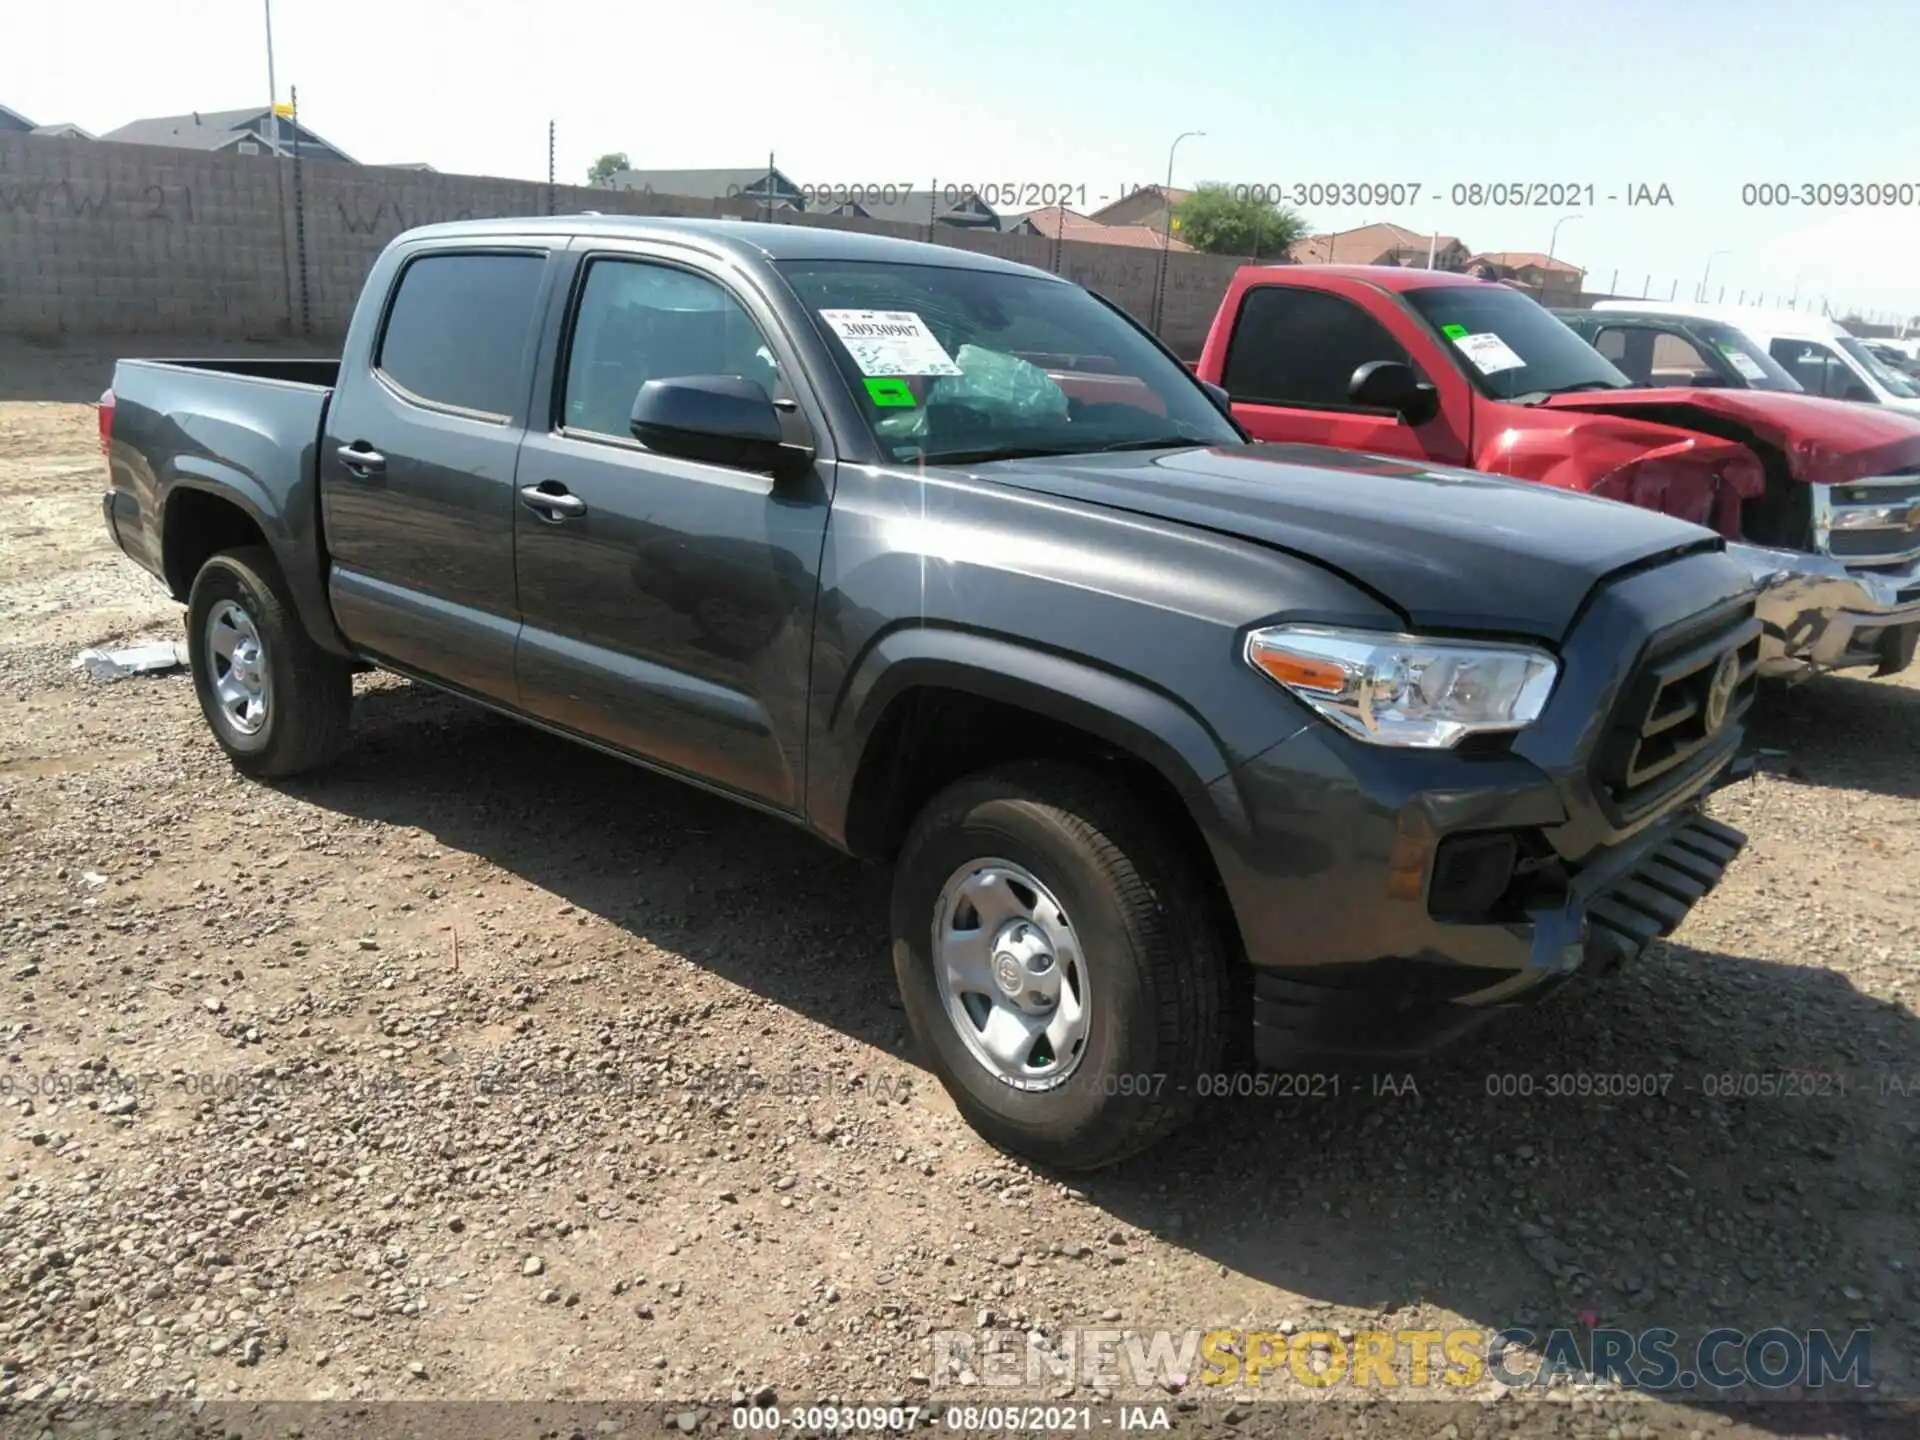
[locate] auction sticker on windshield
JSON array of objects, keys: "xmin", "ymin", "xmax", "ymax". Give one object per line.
[
  {"xmin": 1718, "ymin": 343, "xmax": 1769, "ymax": 382},
  {"xmin": 819, "ymin": 310, "xmax": 963, "ymax": 377},
  {"xmin": 1452, "ymin": 331, "xmax": 1527, "ymax": 376}
]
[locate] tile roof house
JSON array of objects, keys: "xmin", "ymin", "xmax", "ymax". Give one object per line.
[
  {"xmin": 0, "ymin": 104, "xmax": 35, "ymax": 134},
  {"xmin": 607, "ymin": 166, "xmax": 804, "ymax": 211},
  {"xmin": 31, "ymin": 122, "xmax": 94, "ymax": 139},
  {"xmin": 1005, "ymin": 205, "xmax": 1194, "ymax": 251},
  {"xmin": 1087, "ymin": 186, "xmax": 1192, "ymax": 231},
  {"xmin": 819, "ymin": 189, "xmax": 1002, "ymax": 230},
  {"xmin": 1288, "ymin": 223, "xmax": 1470, "ymax": 270},
  {"xmin": 1465, "ymin": 251, "xmax": 1585, "ymax": 298},
  {"xmin": 99, "ymin": 107, "xmax": 354, "ymax": 162}
]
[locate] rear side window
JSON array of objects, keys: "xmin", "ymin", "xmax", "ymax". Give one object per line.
[
  {"xmin": 1221, "ymin": 286, "xmax": 1412, "ymax": 408},
  {"xmin": 376, "ymin": 253, "xmax": 546, "ymax": 419}
]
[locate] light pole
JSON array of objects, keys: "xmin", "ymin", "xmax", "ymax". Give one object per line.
[
  {"xmin": 1151, "ymin": 129, "xmax": 1204, "ymax": 334},
  {"xmin": 264, "ymin": 0, "xmax": 281, "ymax": 154},
  {"xmin": 1697, "ymin": 249, "xmax": 1731, "ymax": 302},
  {"xmin": 1544, "ymin": 213, "xmax": 1581, "ymax": 300}
]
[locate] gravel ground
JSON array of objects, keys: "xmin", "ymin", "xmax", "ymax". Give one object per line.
[{"xmin": 1, "ymin": 340, "xmax": 1916, "ymax": 1438}]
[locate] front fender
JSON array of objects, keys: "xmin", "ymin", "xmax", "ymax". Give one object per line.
[{"xmin": 810, "ymin": 622, "xmax": 1272, "ymax": 849}]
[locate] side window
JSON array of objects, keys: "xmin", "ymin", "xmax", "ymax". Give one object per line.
[
  {"xmin": 1593, "ymin": 327, "xmax": 1629, "ymax": 363},
  {"xmin": 1593, "ymin": 326, "xmax": 1654, "ymax": 384},
  {"xmin": 1769, "ymin": 339, "xmax": 1860, "ymax": 399},
  {"xmin": 376, "ymin": 253, "xmax": 546, "ymax": 419},
  {"xmin": 1649, "ymin": 331, "xmax": 1717, "ymax": 384},
  {"xmin": 1221, "ymin": 287, "xmax": 1414, "ymax": 409},
  {"xmin": 562, "ymin": 259, "xmax": 782, "ymax": 439}
]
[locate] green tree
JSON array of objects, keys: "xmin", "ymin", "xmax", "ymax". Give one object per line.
[
  {"xmin": 1172, "ymin": 184, "xmax": 1308, "ymax": 258},
  {"xmin": 586, "ymin": 152, "xmax": 630, "ymax": 188}
]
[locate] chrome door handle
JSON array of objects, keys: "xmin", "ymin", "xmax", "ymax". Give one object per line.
[
  {"xmin": 520, "ymin": 484, "xmax": 587, "ymax": 520},
  {"xmin": 336, "ymin": 444, "xmax": 386, "ymax": 478}
]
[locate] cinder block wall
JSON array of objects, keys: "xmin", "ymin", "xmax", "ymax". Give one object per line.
[{"xmin": 0, "ymin": 134, "xmax": 1245, "ymax": 355}]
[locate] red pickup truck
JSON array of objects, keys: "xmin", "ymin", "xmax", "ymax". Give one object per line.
[{"xmin": 1192, "ymin": 265, "xmax": 1920, "ymax": 679}]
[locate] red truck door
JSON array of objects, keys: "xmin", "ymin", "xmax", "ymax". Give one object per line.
[{"xmin": 1204, "ymin": 276, "xmax": 1473, "ymax": 466}]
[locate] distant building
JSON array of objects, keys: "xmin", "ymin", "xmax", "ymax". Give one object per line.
[
  {"xmin": 1087, "ymin": 186, "xmax": 1192, "ymax": 233},
  {"xmin": 1005, "ymin": 205, "xmax": 1193, "ymax": 251},
  {"xmin": 0, "ymin": 104, "xmax": 95, "ymax": 140},
  {"xmin": 1465, "ymin": 251, "xmax": 1585, "ymax": 303},
  {"xmin": 98, "ymin": 107, "xmax": 355, "ymax": 162},
  {"xmin": 819, "ymin": 190, "xmax": 1001, "ymax": 231},
  {"xmin": 607, "ymin": 167, "xmax": 804, "ymax": 210},
  {"xmin": 1288, "ymin": 223, "xmax": 1470, "ymax": 270}
]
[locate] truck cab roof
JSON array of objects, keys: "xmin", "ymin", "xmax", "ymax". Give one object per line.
[
  {"xmin": 1230, "ymin": 263, "xmax": 1496, "ymax": 293},
  {"xmin": 394, "ymin": 213, "xmax": 1055, "ymax": 279}
]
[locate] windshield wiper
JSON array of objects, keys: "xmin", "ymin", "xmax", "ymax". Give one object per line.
[
  {"xmin": 1091, "ymin": 435, "xmax": 1214, "ymax": 452},
  {"xmin": 1510, "ymin": 380, "xmax": 1633, "ymax": 404}
]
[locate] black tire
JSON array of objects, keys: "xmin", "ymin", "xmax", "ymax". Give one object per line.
[
  {"xmin": 891, "ymin": 762, "xmax": 1225, "ymax": 1170},
  {"xmin": 185, "ymin": 546, "xmax": 352, "ymax": 778}
]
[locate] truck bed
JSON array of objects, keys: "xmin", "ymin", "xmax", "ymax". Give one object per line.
[
  {"xmin": 127, "ymin": 356, "xmax": 342, "ymax": 389},
  {"xmin": 103, "ymin": 356, "xmax": 344, "ymax": 654}
]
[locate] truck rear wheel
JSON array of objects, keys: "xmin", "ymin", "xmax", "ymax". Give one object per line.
[
  {"xmin": 185, "ymin": 546, "xmax": 352, "ymax": 778},
  {"xmin": 891, "ymin": 762, "xmax": 1224, "ymax": 1170}
]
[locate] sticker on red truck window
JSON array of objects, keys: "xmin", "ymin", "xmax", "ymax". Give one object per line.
[
  {"xmin": 1451, "ymin": 331, "xmax": 1527, "ymax": 376},
  {"xmin": 819, "ymin": 309, "xmax": 963, "ymax": 377}
]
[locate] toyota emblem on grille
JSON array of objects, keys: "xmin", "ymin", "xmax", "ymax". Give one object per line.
[{"xmin": 1704, "ymin": 649, "xmax": 1741, "ymax": 733}]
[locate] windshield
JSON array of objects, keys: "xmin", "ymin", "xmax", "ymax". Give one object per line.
[
  {"xmin": 1694, "ymin": 322, "xmax": 1804, "ymax": 392},
  {"xmin": 1404, "ymin": 285, "xmax": 1633, "ymax": 401},
  {"xmin": 774, "ymin": 260, "xmax": 1242, "ymax": 464},
  {"xmin": 1837, "ymin": 336, "xmax": 1920, "ymax": 398}
]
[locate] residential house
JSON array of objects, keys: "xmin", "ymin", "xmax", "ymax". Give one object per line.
[
  {"xmin": 0, "ymin": 104, "xmax": 35, "ymax": 134},
  {"xmin": 1465, "ymin": 251, "xmax": 1585, "ymax": 303},
  {"xmin": 31, "ymin": 122, "xmax": 94, "ymax": 139},
  {"xmin": 819, "ymin": 190, "xmax": 1001, "ymax": 230},
  {"xmin": 1005, "ymin": 205, "xmax": 1194, "ymax": 251},
  {"xmin": 1287, "ymin": 223, "xmax": 1471, "ymax": 270},
  {"xmin": 99, "ymin": 107, "xmax": 355, "ymax": 162},
  {"xmin": 607, "ymin": 167, "xmax": 804, "ymax": 211},
  {"xmin": 1087, "ymin": 186, "xmax": 1192, "ymax": 233}
]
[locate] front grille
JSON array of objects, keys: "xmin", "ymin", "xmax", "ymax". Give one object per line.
[
  {"xmin": 1824, "ymin": 475, "xmax": 1920, "ymax": 566},
  {"xmin": 1592, "ymin": 597, "xmax": 1761, "ymax": 825}
]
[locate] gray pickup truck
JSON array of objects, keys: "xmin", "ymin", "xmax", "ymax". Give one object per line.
[{"xmin": 101, "ymin": 216, "xmax": 1758, "ymax": 1168}]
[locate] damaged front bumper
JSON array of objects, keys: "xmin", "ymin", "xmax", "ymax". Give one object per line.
[{"xmin": 1729, "ymin": 542, "xmax": 1920, "ymax": 678}]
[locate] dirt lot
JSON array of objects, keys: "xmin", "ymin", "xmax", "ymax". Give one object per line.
[{"xmin": 1, "ymin": 338, "xmax": 1917, "ymax": 1438}]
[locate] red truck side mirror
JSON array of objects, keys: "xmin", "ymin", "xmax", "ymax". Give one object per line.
[{"xmin": 1349, "ymin": 361, "xmax": 1440, "ymax": 426}]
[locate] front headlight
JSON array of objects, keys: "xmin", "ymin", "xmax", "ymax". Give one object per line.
[{"xmin": 1244, "ymin": 625, "xmax": 1559, "ymax": 749}]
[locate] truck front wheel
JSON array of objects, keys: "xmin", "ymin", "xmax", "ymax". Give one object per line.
[
  {"xmin": 185, "ymin": 546, "xmax": 352, "ymax": 778},
  {"xmin": 891, "ymin": 762, "xmax": 1225, "ymax": 1170}
]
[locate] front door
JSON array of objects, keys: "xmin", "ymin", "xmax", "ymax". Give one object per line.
[
  {"xmin": 1220, "ymin": 284, "xmax": 1471, "ymax": 464},
  {"xmin": 512, "ymin": 249, "xmax": 832, "ymax": 811}
]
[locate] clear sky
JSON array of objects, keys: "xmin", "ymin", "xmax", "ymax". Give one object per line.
[{"xmin": 8, "ymin": 0, "xmax": 1920, "ymax": 322}]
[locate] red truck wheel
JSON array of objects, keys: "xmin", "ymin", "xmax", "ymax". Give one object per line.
[{"xmin": 185, "ymin": 547, "xmax": 353, "ymax": 778}]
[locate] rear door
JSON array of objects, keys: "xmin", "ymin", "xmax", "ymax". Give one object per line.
[
  {"xmin": 509, "ymin": 243, "xmax": 834, "ymax": 811},
  {"xmin": 1216, "ymin": 280, "xmax": 1472, "ymax": 463},
  {"xmin": 321, "ymin": 242, "xmax": 559, "ymax": 700}
]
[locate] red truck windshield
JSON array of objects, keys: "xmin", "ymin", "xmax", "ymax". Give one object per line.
[
  {"xmin": 776, "ymin": 259, "xmax": 1241, "ymax": 465},
  {"xmin": 1405, "ymin": 286, "xmax": 1635, "ymax": 403}
]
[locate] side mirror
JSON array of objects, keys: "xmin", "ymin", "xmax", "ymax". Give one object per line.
[
  {"xmin": 1349, "ymin": 360, "xmax": 1440, "ymax": 425},
  {"xmin": 630, "ymin": 375, "xmax": 813, "ymax": 475},
  {"xmin": 1198, "ymin": 378, "xmax": 1233, "ymax": 416}
]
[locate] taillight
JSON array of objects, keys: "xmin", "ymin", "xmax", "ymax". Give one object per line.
[{"xmin": 97, "ymin": 387, "xmax": 114, "ymax": 461}]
